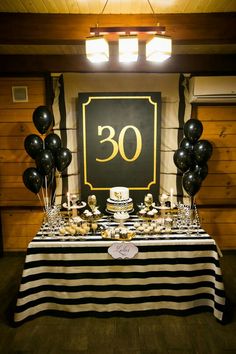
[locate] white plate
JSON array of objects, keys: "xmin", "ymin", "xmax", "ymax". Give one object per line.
[{"xmin": 62, "ymin": 201, "xmax": 86, "ymax": 209}]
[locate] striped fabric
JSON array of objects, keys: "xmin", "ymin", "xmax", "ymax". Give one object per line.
[
  {"xmin": 14, "ymin": 216, "xmax": 226, "ymax": 325},
  {"xmin": 52, "ymin": 73, "xmax": 192, "ymax": 206}
]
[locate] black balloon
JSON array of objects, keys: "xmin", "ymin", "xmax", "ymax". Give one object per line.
[
  {"xmin": 45, "ymin": 133, "xmax": 61, "ymax": 153},
  {"xmin": 183, "ymin": 119, "xmax": 203, "ymax": 143},
  {"xmin": 194, "ymin": 140, "xmax": 213, "ymax": 164},
  {"xmin": 173, "ymin": 148, "xmax": 193, "ymax": 173},
  {"xmin": 36, "ymin": 150, "xmax": 54, "ymax": 175},
  {"xmin": 23, "ymin": 167, "xmax": 43, "ymax": 194},
  {"xmin": 33, "ymin": 106, "xmax": 53, "ymax": 134},
  {"xmin": 191, "ymin": 163, "xmax": 208, "ymax": 181},
  {"xmin": 55, "ymin": 147, "xmax": 72, "ymax": 172},
  {"xmin": 24, "ymin": 134, "xmax": 43, "ymax": 159},
  {"xmin": 183, "ymin": 171, "xmax": 202, "ymax": 197},
  {"xmin": 180, "ymin": 137, "xmax": 194, "ymax": 151}
]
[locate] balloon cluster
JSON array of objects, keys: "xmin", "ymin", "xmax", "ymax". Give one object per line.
[
  {"xmin": 173, "ymin": 118, "xmax": 213, "ymax": 198},
  {"xmin": 22, "ymin": 106, "xmax": 72, "ymax": 201}
]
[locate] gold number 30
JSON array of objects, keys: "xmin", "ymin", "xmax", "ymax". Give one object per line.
[{"xmin": 96, "ymin": 125, "xmax": 142, "ymax": 163}]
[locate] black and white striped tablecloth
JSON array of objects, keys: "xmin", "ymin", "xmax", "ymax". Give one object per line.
[{"xmin": 14, "ymin": 216, "xmax": 226, "ymax": 324}]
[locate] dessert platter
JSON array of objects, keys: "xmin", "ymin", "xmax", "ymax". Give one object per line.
[
  {"xmin": 137, "ymin": 193, "xmax": 159, "ymax": 220},
  {"xmin": 80, "ymin": 208, "xmax": 103, "ymax": 222},
  {"xmin": 80, "ymin": 194, "xmax": 103, "ymax": 222},
  {"xmin": 101, "ymin": 228, "xmax": 135, "ymax": 241},
  {"xmin": 59, "ymin": 220, "xmax": 102, "ymax": 236},
  {"xmin": 62, "ymin": 200, "xmax": 86, "ymax": 210},
  {"xmin": 101, "ymin": 210, "xmax": 136, "ymax": 241}
]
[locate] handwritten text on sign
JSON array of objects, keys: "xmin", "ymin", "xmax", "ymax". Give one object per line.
[{"xmin": 108, "ymin": 242, "xmax": 138, "ymax": 259}]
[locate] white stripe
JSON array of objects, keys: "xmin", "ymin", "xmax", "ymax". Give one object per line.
[
  {"xmin": 25, "ymin": 249, "xmax": 220, "ymax": 263},
  {"xmin": 16, "ymin": 287, "xmax": 225, "ymax": 307},
  {"xmin": 29, "ymin": 237, "xmax": 214, "ymax": 248},
  {"xmin": 22, "ymin": 262, "xmax": 223, "ymax": 279},
  {"xmin": 19, "ymin": 275, "xmax": 224, "ymax": 293}
]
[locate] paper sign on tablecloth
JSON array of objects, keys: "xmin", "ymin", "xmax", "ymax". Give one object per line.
[{"xmin": 108, "ymin": 242, "xmax": 138, "ymax": 259}]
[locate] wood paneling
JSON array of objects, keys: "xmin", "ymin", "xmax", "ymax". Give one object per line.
[
  {"xmin": 196, "ymin": 105, "xmax": 236, "ymax": 205},
  {"xmin": 0, "ymin": 150, "xmax": 32, "ymax": 163},
  {"xmin": 207, "ymin": 160, "xmax": 236, "ymax": 174},
  {"xmin": 198, "ymin": 106, "xmax": 236, "ymax": 121},
  {"xmin": 0, "ymin": 76, "xmax": 46, "ymax": 251},
  {"xmin": 0, "ymin": 0, "xmax": 234, "ymax": 14},
  {"xmin": 1, "ymin": 54, "xmax": 236, "ymax": 74},
  {"xmin": 0, "ymin": 109, "xmax": 35, "ymax": 122},
  {"xmin": 0, "ymin": 122, "xmax": 38, "ymax": 136},
  {"xmin": 199, "ymin": 208, "xmax": 236, "ymax": 249},
  {"xmin": 0, "ymin": 162, "xmax": 35, "ymax": 176},
  {"xmin": 196, "ymin": 106, "xmax": 236, "ymax": 249},
  {"xmin": 201, "ymin": 121, "xmax": 236, "ymax": 135},
  {"xmin": 211, "ymin": 148, "xmax": 236, "ymax": 161},
  {"xmin": 0, "ymin": 13, "xmax": 235, "ymax": 45},
  {"xmin": 202, "ymin": 173, "xmax": 236, "ymax": 187},
  {"xmin": 201, "ymin": 134, "xmax": 236, "ymax": 148},
  {"xmin": 0, "ymin": 136, "xmax": 25, "ymax": 149},
  {"xmin": 2, "ymin": 208, "xmax": 43, "ymax": 251}
]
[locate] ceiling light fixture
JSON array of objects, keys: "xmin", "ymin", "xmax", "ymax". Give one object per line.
[
  {"xmin": 85, "ymin": 0, "xmax": 110, "ymax": 63},
  {"xmin": 146, "ymin": 35, "xmax": 172, "ymax": 62},
  {"xmin": 85, "ymin": 36, "xmax": 109, "ymax": 63},
  {"xmin": 119, "ymin": 35, "xmax": 139, "ymax": 63},
  {"xmin": 85, "ymin": 0, "xmax": 172, "ymax": 64}
]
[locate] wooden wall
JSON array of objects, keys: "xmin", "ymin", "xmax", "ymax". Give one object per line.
[
  {"xmin": 196, "ymin": 106, "xmax": 236, "ymax": 249},
  {"xmin": 0, "ymin": 77, "xmax": 45, "ymax": 252}
]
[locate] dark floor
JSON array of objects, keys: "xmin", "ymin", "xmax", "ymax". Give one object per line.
[{"xmin": 0, "ymin": 251, "xmax": 236, "ymax": 354}]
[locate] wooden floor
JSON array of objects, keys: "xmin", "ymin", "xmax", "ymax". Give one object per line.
[{"xmin": 0, "ymin": 252, "xmax": 236, "ymax": 354}]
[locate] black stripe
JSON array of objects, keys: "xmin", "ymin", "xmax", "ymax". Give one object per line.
[
  {"xmin": 13, "ymin": 306, "xmax": 223, "ymax": 326},
  {"xmin": 15, "ymin": 293, "xmax": 221, "ymax": 312},
  {"xmin": 58, "ymin": 74, "xmax": 68, "ymax": 204},
  {"xmin": 20, "ymin": 269, "xmax": 224, "ymax": 284},
  {"xmin": 18, "ymin": 281, "xmax": 225, "ymax": 298},
  {"xmin": 23, "ymin": 256, "xmax": 221, "ymax": 270},
  {"xmin": 176, "ymin": 73, "xmax": 186, "ymax": 203},
  {"xmin": 26, "ymin": 243, "xmax": 218, "ymax": 256}
]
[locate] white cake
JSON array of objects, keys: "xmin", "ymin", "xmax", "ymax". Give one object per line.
[{"xmin": 106, "ymin": 187, "xmax": 133, "ymax": 213}]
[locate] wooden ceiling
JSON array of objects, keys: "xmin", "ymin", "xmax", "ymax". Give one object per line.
[{"xmin": 0, "ymin": 0, "xmax": 236, "ymax": 73}]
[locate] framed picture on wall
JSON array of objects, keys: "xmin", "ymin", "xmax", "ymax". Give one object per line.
[{"xmin": 78, "ymin": 92, "xmax": 161, "ymax": 211}]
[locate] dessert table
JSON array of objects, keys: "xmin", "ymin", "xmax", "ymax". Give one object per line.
[{"xmin": 14, "ymin": 215, "xmax": 226, "ymax": 325}]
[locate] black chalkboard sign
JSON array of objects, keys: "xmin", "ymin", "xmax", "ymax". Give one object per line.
[{"xmin": 78, "ymin": 92, "xmax": 161, "ymax": 211}]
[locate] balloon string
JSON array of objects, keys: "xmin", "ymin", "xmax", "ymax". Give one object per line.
[
  {"xmin": 190, "ymin": 196, "xmax": 194, "ymax": 209},
  {"xmin": 45, "ymin": 176, "xmax": 49, "ymax": 208},
  {"xmin": 37, "ymin": 192, "xmax": 46, "ymax": 212},
  {"xmin": 41, "ymin": 183, "xmax": 47, "ymax": 210},
  {"xmin": 52, "ymin": 170, "xmax": 59, "ymax": 205},
  {"xmin": 41, "ymin": 138, "xmax": 48, "ymax": 209}
]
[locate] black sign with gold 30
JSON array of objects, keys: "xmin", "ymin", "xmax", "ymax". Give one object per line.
[{"xmin": 78, "ymin": 92, "xmax": 161, "ymax": 210}]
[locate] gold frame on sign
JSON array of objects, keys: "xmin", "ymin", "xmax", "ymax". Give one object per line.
[{"xmin": 82, "ymin": 95, "xmax": 158, "ymax": 190}]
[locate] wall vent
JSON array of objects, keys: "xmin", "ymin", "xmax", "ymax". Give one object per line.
[{"xmin": 12, "ymin": 86, "xmax": 28, "ymax": 102}]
